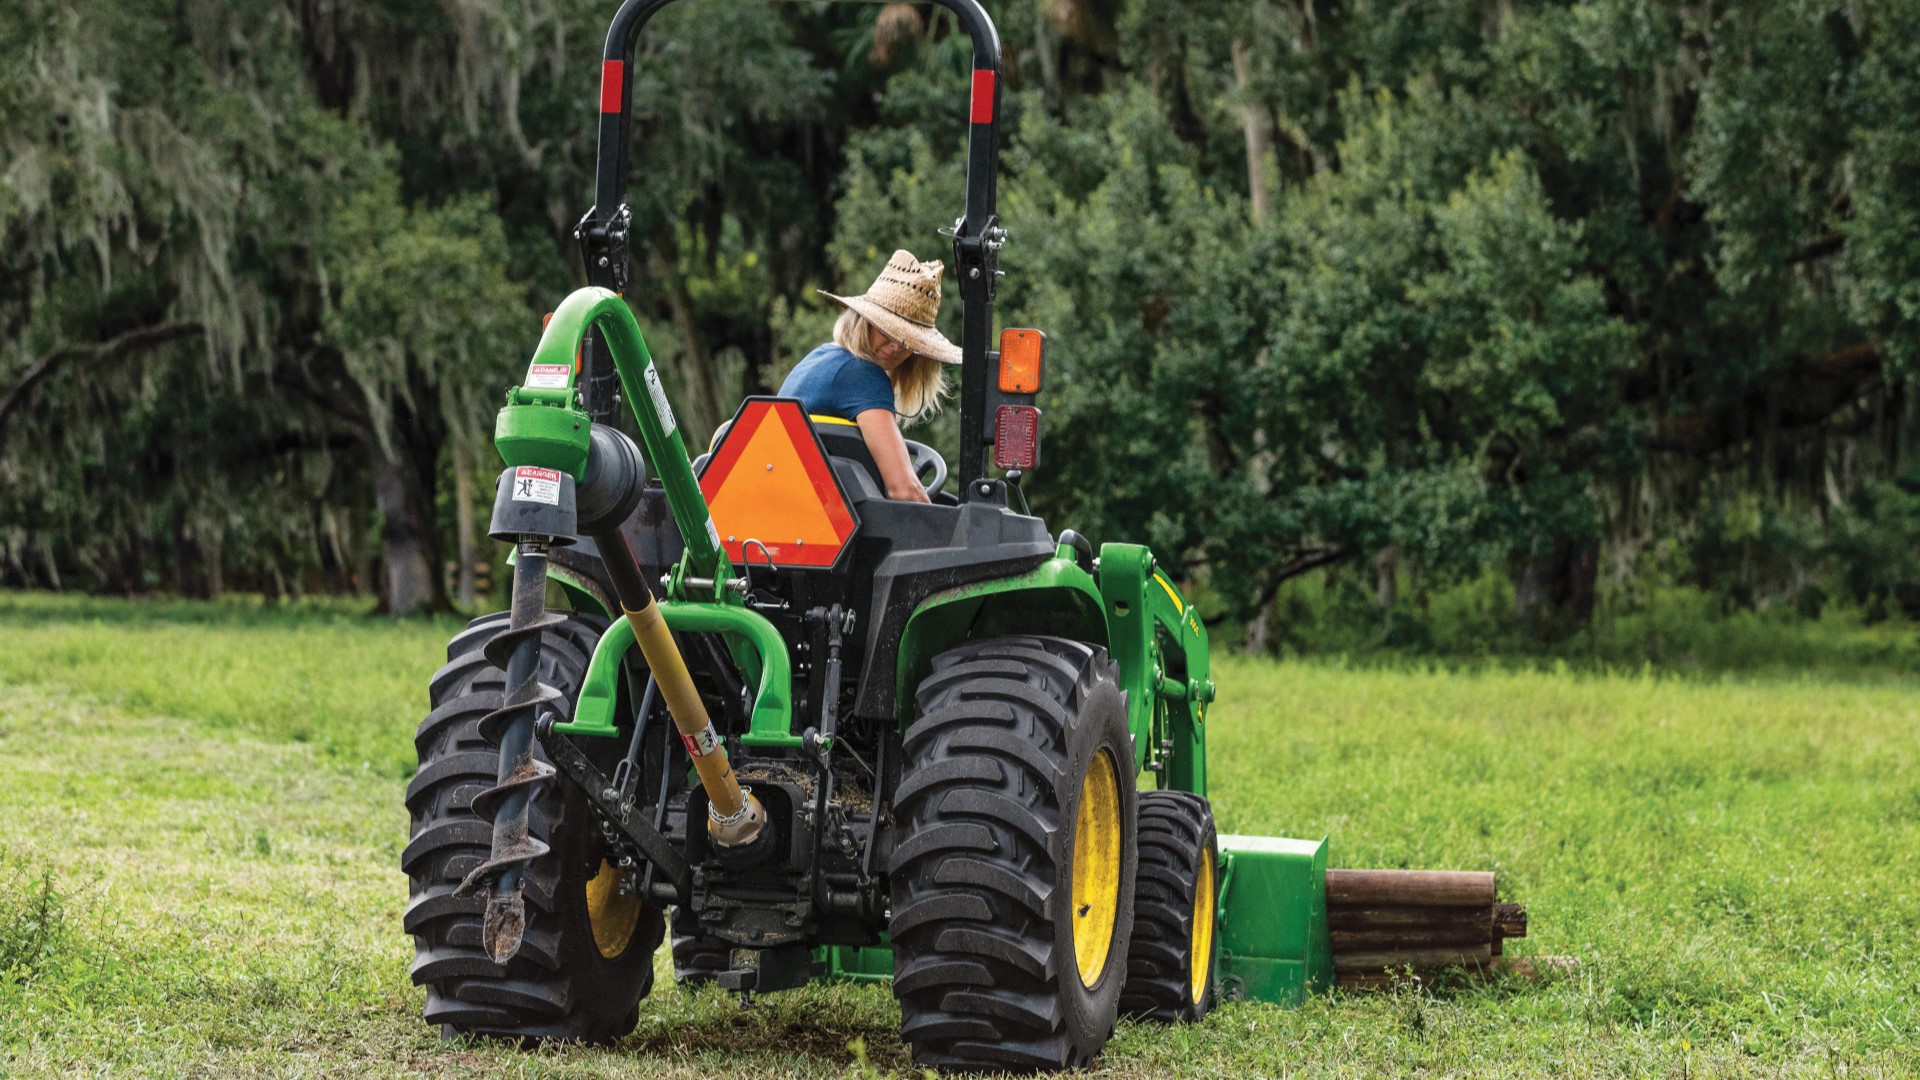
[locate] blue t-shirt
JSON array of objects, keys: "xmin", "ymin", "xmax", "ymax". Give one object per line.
[{"xmin": 778, "ymin": 344, "xmax": 895, "ymax": 421}]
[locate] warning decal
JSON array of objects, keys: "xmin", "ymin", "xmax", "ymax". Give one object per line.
[
  {"xmin": 511, "ymin": 466, "xmax": 561, "ymax": 505},
  {"xmin": 526, "ymin": 363, "xmax": 571, "ymax": 389},
  {"xmin": 643, "ymin": 363, "xmax": 677, "ymax": 437},
  {"xmin": 680, "ymin": 723, "xmax": 722, "ymax": 758}
]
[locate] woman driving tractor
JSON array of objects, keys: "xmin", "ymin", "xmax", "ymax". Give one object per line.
[{"xmin": 778, "ymin": 249, "xmax": 960, "ymax": 503}]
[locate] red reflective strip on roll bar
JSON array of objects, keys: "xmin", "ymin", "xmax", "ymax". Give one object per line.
[
  {"xmin": 600, "ymin": 60, "xmax": 624, "ymax": 114},
  {"xmin": 970, "ymin": 69, "xmax": 994, "ymax": 124}
]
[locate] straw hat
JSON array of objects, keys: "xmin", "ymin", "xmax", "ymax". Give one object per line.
[{"xmin": 819, "ymin": 250, "xmax": 964, "ymax": 365}]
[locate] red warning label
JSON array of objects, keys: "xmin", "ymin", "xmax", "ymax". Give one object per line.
[
  {"xmin": 512, "ymin": 466, "xmax": 561, "ymax": 505},
  {"xmin": 680, "ymin": 723, "xmax": 722, "ymax": 758}
]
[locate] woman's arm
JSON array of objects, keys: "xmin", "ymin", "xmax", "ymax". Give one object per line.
[{"xmin": 856, "ymin": 408, "xmax": 931, "ymax": 503}]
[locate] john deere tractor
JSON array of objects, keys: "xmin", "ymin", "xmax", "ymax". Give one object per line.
[{"xmin": 401, "ymin": 0, "xmax": 1342, "ymax": 1071}]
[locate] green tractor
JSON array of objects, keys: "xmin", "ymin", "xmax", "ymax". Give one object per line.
[{"xmin": 401, "ymin": 0, "xmax": 1343, "ymax": 1071}]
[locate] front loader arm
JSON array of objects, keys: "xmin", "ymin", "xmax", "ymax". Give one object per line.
[{"xmin": 1096, "ymin": 542, "xmax": 1214, "ymax": 795}]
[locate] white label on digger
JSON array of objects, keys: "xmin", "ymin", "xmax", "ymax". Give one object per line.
[
  {"xmin": 681, "ymin": 722, "xmax": 722, "ymax": 758},
  {"xmin": 526, "ymin": 363, "xmax": 571, "ymax": 389},
  {"xmin": 643, "ymin": 362, "xmax": 677, "ymax": 437},
  {"xmin": 704, "ymin": 518, "xmax": 722, "ymax": 552},
  {"xmin": 511, "ymin": 466, "xmax": 562, "ymax": 505}
]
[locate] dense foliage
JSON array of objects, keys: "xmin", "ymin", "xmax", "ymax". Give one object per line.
[{"xmin": 3, "ymin": 0, "xmax": 1918, "ymax": 630}]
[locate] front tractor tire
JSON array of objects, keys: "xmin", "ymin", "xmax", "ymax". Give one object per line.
[
  {"xmin": 889, "ymin": 636, "xmax": 1139, "ymax": 1073},
  {"xmin": 402, "ymin": 610, "xmax": 664, "ymax": 1043},
  {"xmin": 1120, "ymin": 790, "xmax": 1219, "ymax": 1022}
]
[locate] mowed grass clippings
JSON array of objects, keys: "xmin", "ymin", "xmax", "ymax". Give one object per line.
[{"xmin": 0, "ymin": 592, "xmax": 1916, "ymax": 1076}]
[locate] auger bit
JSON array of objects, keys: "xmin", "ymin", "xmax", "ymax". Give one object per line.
[
  {"xmin": 453, "ymin": 465, "xmax": 583, "ymax": 965},
  {"xmin": 453, "ymin": 541, "xmax": 567, "ymax": 963}
]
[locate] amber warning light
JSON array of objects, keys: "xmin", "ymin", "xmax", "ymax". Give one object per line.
[
  {"xmin": 998, "ymin": 328, "xmax": 1045, "ymax": 394},
  {"xmin": 994, "ymin": 405, "xmax": 1042, "ymax": 471}
]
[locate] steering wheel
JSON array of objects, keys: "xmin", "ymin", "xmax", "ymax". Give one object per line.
[{"xmin": 904, "ymin": 439, "xmax": 948, "ymax": 496}]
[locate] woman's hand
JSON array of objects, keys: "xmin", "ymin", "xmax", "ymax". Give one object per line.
[{"xmin": 857, "ymin": 408, "xmax": 931, "ymax": 503}]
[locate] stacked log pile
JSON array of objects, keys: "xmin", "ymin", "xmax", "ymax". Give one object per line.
[{"xmin": 1325, "ymin": 869, "xmax": 1533, "ymax": 989}]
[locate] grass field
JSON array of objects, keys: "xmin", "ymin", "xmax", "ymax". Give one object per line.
[{"xmin": 1, "ymin": 591, "xmax": 1917, "ymax": 1077}]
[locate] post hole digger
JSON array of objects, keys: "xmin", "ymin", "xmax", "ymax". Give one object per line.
[{"xmin": 399, "ymin": 0, "xmax": 1537, "ymax": 1071}]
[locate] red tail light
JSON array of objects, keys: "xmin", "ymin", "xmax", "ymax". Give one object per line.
[{"xmin": 993, "ymin": 405, "xmax": 1041, "ymax": 470}]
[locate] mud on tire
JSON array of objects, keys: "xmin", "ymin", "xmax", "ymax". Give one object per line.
[
  {"xmin": 402, "ymin": 611, "xmax": 664, "ymax": 1043},
  {"xmin": 889, "ymin": 635, "xmax": 1138, "ymax": 1073}
]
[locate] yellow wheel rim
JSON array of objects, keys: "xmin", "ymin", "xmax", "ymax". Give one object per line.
[
  {"xmin": 1071, "ymin": 748, "xmax": 1122, "ymax": 988},
  {"xmin": 584, "ymin": 859, "xmax": 642, "ymax": 958},
  {"xmin": 1191, "ymin": 846, "xmax": 1216, "ymax": 1004}
]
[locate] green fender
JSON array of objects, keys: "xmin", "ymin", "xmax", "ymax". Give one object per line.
[
  {"xmin": 895, "ymin": 540, "xmax": 1212, "ymax": 795},
  {"xmin": 894, "ymin": 552, "xmax": 1109, "ymax": 722}
]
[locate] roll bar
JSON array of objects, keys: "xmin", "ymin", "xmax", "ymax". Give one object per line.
[{"xmin": 576, "ymin": 0, "xmax": 1006, "ymax": 492}]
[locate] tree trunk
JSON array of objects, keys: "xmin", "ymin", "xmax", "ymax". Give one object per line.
[
  {"xmin": 1372, "ymin": 544, "xmax": 1399, "ymax": 637},
  {"xmin": 174, "ymin": 507, "xmax": 213, "ymax": 600},
  {"xmin": 1034, "ymin": 8, "xmax": 1062, "ymax": 108},
  {"xmin": 649, "ymin": 231, "xmax": 728, "ymax": 445},
  {"xmin": 372, "ymin": 446, "xmax": 446, "ymax": 617},
  {"xmin": 1243, "ymin": 593, "xmax": 1275, "ymax": 654},
  {"xmin": 452, "ymin": 438, "xmax": 478, "ymax": 610},
  {"xmin": 1231, "ymin": 39, "xmax": 1273, "ymax": 224},
  {"xmin": 320, "ymin": 505, "xmax": 354, "ymax": 596},
  {"xmin": 1513, "ymin": 536, "xmax": 1597, "ymax": 640}
]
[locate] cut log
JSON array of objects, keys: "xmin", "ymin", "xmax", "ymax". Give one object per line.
[
  {"xmin": 1331, "ymin": 926, "xmax": 1493, "ymax": 950},
  {"xmin": 1325, "ymin": 869, "xmax": 1496, "ymax": 907},
  {"xmin": 1336, "ymin": 972, "xmax": 1402, "ymax": 990},
  {"xmin": 1332, "ymin": 944, "xmax": 1494, "ymax": 974},
  {"xmin": 1492, "ymin": 902, "xmax": 1528, "ymax": 938},
  {"xmin": 1326, "ymin": 904, "xmax": 1495, "ymax": 934}
]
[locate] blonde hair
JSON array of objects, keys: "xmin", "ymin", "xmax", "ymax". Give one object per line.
[{"xmin": 831, "ymin": 308, "xmax": 950, "ymax": 424}]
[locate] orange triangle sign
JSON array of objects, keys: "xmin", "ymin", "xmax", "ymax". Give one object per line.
[{"xmin": 700, "ymin": 399, "xmax": 859, "ymax": 568}]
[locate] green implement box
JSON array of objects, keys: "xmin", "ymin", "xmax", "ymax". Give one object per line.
[{"xmin": 1214, "ymin": 835, "xmax": 1333, "ymax": 1004}]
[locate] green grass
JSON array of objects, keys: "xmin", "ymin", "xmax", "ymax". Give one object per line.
[
  {"xmin": 0, "ymin": 592, "xmax": 463, "ymax": 777},
  {"xmin": 2, "ymin": 591, "xmax": 1917, "ymax": 1076},
  {"xmin": 1259, "ymin": 572, "xmax": 1920, "ymax": 682}
]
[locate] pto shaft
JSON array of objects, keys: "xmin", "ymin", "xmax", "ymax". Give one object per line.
[
  {"xmin": 622, "ymin": 593, "xmax": 767, "ymax": 848},
  {"xmin": 577, "ymin": 430, "xmax": 766, "ymax": 850}
]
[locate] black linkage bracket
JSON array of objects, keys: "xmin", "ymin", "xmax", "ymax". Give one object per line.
[
  {"xmin": 949, "ymin": 214, "xmax": 1003, "ymax": 303},
  {"xmin": 573, "ymin": 202, "xmax": 633, "ymax": 426},
  {"xmin": 536, "ymin": 714, "xmax": 691, "ymax": 897},
  {"xmin": 575, "ymin": 202, "xmax": 633, "ymax": 294}
]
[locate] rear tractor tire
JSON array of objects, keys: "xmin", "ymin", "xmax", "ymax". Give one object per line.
[
  {"xmin": 889, "ymin": 635, "xmax": 1138, "ymax": 1073},
  {"xmin": 1120, "ymin": 790, "xmax": 1219, "ymax": 1022},
  {"xmin": 402, "ymin": 610, "xmax": 664, "ymax": 1043}
]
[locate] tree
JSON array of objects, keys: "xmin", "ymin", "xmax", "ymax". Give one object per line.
[{"xmin": 317, "ymin": 176, "xmax": 526, "ymax": 614}]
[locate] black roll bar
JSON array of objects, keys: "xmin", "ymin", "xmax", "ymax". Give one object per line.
[{"xmin": 577, "ymin": 0, "xmax": 1005, "ymax": 493}]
